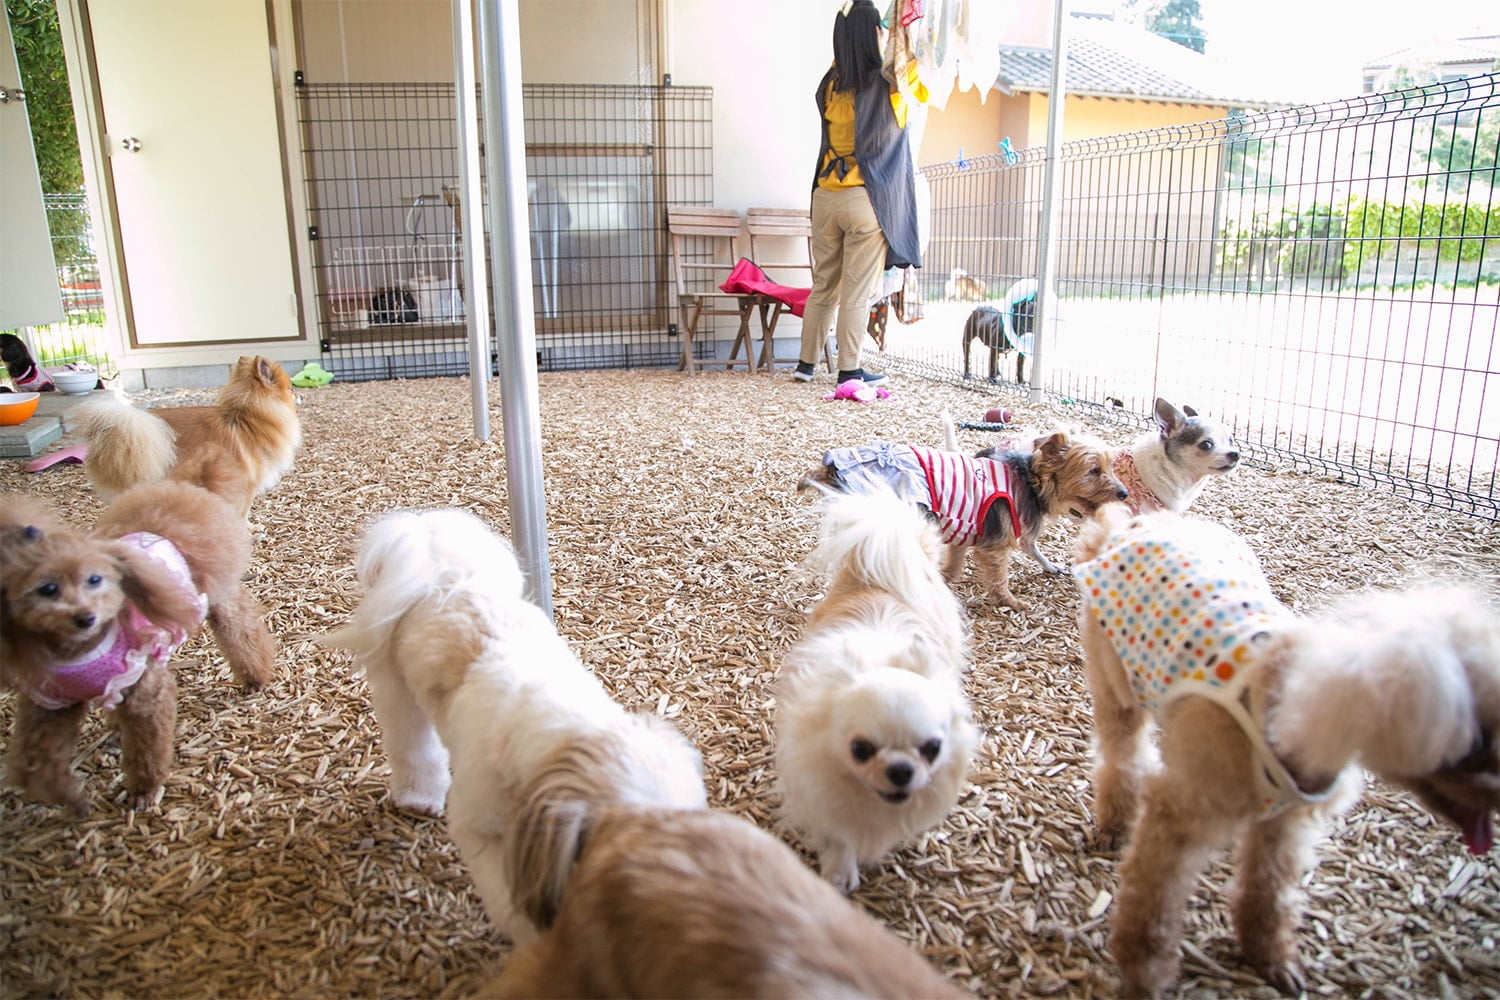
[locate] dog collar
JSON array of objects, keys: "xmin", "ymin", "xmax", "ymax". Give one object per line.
[{"xmin": 1113, "ymin": 452, "xmax": 1164, "ymax": 512}]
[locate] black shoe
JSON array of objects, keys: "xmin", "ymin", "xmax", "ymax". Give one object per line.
[
  {"xmin": 836, "ymin": 368, "xmax": 889, "ymax": 388},
  {"xmin": 791, "ymin": 362, "xmax": 816, "ymax": 382}
]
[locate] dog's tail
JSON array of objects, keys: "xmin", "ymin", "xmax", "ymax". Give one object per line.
[
  {"xmin": 812, "ymin": 489, "xmax": 957, "ymax": 622},
  {"xmin": 73, "ymin": 399, "xmax": 177, "ymax": 499},
  {"xmin": 940, "ymin": 410, "xmax": 959, "ymax": 452},
  {"xmin": 327, "ymin": 508, "xmax": 525, "ymax": 656}
]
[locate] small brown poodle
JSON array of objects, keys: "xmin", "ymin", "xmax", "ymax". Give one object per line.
[
  {"xmin": 1073, "ymin": 506, "xmax": 1500, "ymax": 997},
  {"xmin": 0, "ymin": 482, "xmax": 276, "ymax": 815}
]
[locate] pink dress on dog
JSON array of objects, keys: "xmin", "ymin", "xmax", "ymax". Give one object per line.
[
  {"xmin": 1075, "ymin": 518, "xmax": 1333, "ymax": 817},
  {"xmin": 28, "ymin": 532, "xmax": 206, "ymax": 712}
]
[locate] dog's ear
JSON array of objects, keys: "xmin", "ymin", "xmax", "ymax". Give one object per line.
[
  {"xmin": 1154, "ymin": 398, "xmax": 1188, "ymax": 436},
  {"xmin": 504, "ymin": 738, "xmax": 612, "ymax": 929},
  {"xmin": 111, "ymin": 541, "xmax": 203, "ymax": 637},
  {"xmin": 255, "ymin": 356, "xmax": 278, "ymax": 386},
  {"xmin": 1034, "ymin": 431, "xmax": 1069, "ymax": 458},
  {"xmin": 1181, "ymin": 404, "xmax": 1198, "ymax": 418}
]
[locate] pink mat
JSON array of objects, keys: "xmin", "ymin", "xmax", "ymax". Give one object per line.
[
  {"xmin": 24, "ymin": 443, "xmax": 87, "ymax": 473},
  {"xmin": 718, "ymin": 258, "xmax": 810, "ymax": 317}
]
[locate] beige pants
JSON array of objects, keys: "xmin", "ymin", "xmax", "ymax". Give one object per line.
[{"xmin": 800, "ymin": 185, "xmax": 889, "ymax": 373}]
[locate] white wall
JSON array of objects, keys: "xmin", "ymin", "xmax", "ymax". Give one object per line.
[{"xmin": 667, "ymin": 0, "xmax": 829, "ymax": 214}]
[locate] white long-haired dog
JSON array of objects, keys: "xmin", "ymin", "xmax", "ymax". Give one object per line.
[
  {"xmin": 776, "ymin": 489, "xmax": 977, "ymax": 894},
  {"xmin": 325, "ymin": 508, "xmax": 707, "ymax": 941}
]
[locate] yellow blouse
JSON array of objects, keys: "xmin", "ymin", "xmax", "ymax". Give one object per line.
[{"xmin": 817, "ymin": 63, "xmax": 926, "ymax": 191}]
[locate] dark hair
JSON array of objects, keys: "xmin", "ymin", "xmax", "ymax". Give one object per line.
[{"xmin": 831, "ymin": 0, "xmax": 882, "ymax": 94}]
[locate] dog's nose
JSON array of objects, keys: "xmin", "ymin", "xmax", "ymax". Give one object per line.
[
  {"xmin": 73, "ymin": 613, "xmax": 96, "ymax": 630},
  {"xmin": 1115, "ymin": 487, "xmax": 1129, "ymax": 500},
  {"xmin": 886, "ymin": 762, "xmax": 914, "ymax": 787},
  {"xmin": 1226, "ymin": 450, "xmax": 1240, "ymax": 463}
]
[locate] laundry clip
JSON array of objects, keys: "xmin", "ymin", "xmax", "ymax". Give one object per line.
[{"xmin": 999, "ymin": 137, "xmax": 1018, "ymax": 165}]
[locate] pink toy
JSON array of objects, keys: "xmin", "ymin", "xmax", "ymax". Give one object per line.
[
  {"xmin": 24, "ymin": 443, "xmax": 88, "ymax": 473},
  {"xmin": 823, "ymin": 379, "xmax": 892, "ymax": 403}
]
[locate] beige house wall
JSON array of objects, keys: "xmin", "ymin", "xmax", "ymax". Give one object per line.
[{"xmin": 918, "ymin": 89, "xmax": 1231, "ymax": 167}]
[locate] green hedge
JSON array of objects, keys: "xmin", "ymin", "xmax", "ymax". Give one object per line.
[{"xmin": 1216, "ymin": 197, "xmax": 1495, "ymax": 281}]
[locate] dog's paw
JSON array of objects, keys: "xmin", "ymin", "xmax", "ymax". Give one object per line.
[
  {"xmin": 391, "ymin": 788, "xmax": 446, "ymax": 817},
  {"xmin": 1255, "ymin": 959, "xmax": 1305, "ymax": 996},
  {"xmin": 991, "ymin": 590, "xmax": 1026, "ymax": 612},
  {"xmin": 820, "ymin": 847, "xmax": 861, "ymax": 895},
  {"xmin": 128, "ymin": 786, "xmax": 164, "ymax": 811},
  {"xmin": 1088, "ymin": 823, "xmax": 1126, "ymax": 853}
]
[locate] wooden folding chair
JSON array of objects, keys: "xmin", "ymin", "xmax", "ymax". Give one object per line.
[
  {"xmin": 666, "ymin": 206, "xmax": 758, "ymax": 374},
  {"xmin": 745, "ymin": 207, "xmax": 832, "ymax": 373}
]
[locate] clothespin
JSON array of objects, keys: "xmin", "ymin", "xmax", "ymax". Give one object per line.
[
  {"xmin": 999, "ymin": 137, "xmax": 1018, "ymax": 165},
  {"xmin": 956, "ymin": 147, "xmax": 970, "ymax": 171}
]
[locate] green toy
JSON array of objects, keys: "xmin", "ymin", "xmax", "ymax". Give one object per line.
[{"xmin": 291, "ymin": 362, "xmax": 334, "ymax": 387}]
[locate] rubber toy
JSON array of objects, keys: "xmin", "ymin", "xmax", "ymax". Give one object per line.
[
  {"xmin": 291, "ymin": 362, "xmax": 334, "ymax": 387},
  {"xmin": 823, "ymin": 379, "xmax": 892, "ymax": 403}
]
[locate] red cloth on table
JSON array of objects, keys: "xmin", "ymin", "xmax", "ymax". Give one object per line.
[{"xmin": 718, "ymin": 258, "xmax": 810, "ymax": 318}]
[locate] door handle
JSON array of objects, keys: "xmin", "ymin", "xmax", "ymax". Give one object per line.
[
  {"xmin": 0, "ymin": 87, "xmax": 25, "ymax": 104},
  {"xmin": 121, "ymin": 136, "xmax": 142, "ymax": 153}
]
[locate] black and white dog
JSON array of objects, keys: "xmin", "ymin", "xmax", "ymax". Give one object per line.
[{"xmin": 1113, "ymin": 398, "xmax": 1240, "ymax": 513}]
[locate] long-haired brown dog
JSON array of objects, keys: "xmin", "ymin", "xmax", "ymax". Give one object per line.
[
  {"xmin": 803, "ymin": 429, "xmax": 1126, "ymax": 610},
  {"xmin": 74, "ymin": 355, "xmax": 301, "ymax": 517},
  {"xmin": 1, "ymin": 482, "xmax": 276, "ymax": 815},
  {"xmin": 1073, "ymin": 506, "xmax": 1500, "ymax": 996},
  {"xmin": 492, "ymin": 762, "xmax": 968, "ymax": 998}
]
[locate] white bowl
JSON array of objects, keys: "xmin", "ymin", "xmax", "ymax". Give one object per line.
[{"xmin": 50, "ymin": 370, "xmax": 99, "ymax": 395}]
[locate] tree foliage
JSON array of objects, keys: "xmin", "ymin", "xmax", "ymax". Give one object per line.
[
  {"xmin": 1122, "ymin": 0, "xmax": 1207, "ymax": 54},
  {"xmin": 6, "ymin": 0, "xmax": 82, "ymax": 194}
]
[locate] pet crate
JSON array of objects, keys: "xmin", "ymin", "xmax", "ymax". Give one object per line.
[{"xmin": 326, "ymin": 193, "xmax": 465, "ymax": 330}]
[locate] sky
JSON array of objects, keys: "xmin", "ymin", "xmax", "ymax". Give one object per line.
[{"xmin": 1193, "ymin": 0, "xmax": 1499, "ymax": 102}]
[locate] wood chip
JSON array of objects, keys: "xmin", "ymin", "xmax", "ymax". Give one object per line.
[{"xmin": 2, "ymin": 370, "xmax": 1496, "ymax": 998}]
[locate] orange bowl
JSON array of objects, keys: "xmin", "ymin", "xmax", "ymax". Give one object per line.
[{"xmin": 0, "ymin": 392, "xmax": 40, "ymax": 426}]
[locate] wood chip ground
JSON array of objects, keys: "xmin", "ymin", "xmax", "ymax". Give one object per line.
[{"xmin": 2, "ymin": 367, "xmax": 1497, "ymax": 998}]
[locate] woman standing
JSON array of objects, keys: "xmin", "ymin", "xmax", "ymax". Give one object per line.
[{"xmin": 793, "ymin": 0, "xmax": 923, "ymax": 388}]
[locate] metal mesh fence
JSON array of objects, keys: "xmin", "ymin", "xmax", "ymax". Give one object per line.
[
  {"xmin": 0, "ymin": 194, "xmax": 113, "ymax": 378},
  {"xmin": 898, "ymin": 73, "xmax": 1500, "ymax": 519},
  {"xmin": 295, "ymin": 81, "xmax": 713, "ymax": 380}
]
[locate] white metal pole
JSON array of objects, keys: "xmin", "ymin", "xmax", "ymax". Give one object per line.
[
  {"xmin": 452, "ymin": 0, "xmax": 492, "ymax": 441},
  {"xmin": 1031, "ymin": 0, "xmax": 1069, "ymax": 405},
  {"xmin": 476, "ymin": 0, "xmax": 555, "ymax": 618}
]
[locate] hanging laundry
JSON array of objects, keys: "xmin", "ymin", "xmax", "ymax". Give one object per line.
[{"xmin": 884, "ymin": 0, "xmax": 1006, "ymax": 112}]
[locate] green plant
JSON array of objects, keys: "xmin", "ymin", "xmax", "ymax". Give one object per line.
[{"xmin": 6, "ymin": 0, "xmax": 82, "ymax": 195}]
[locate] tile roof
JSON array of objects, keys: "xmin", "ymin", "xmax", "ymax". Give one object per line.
[
  {"xmin": 997, "ymin": 16, "xmax": 1288, "ymax": 109},
  {"xmin": 1364, "ymin": 35, "xmax": 1500, "ymax": 71}
]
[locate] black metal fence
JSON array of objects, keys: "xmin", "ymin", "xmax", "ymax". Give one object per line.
[
  {"xmin": 0, "ymin": 194, "xmax": 112, "ymax": 377},
  {"xmin": 295, "ymin": 82, "xmax": 713, "ymax": 380},
  {"xmin": 900, "ymin": 73, "xmax": 1500, "ymax": 519}
]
